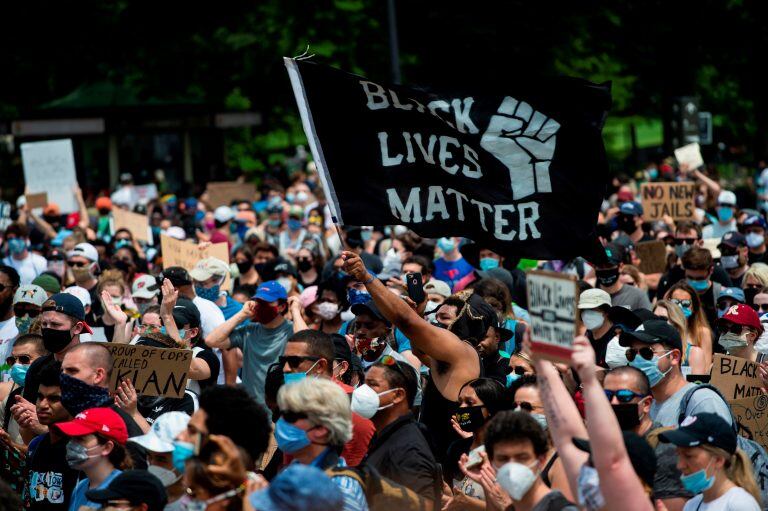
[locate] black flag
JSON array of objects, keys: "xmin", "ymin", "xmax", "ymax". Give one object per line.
[{"xmin": 286, "ymin": 58, "xmax": 611, "ymax": 260}]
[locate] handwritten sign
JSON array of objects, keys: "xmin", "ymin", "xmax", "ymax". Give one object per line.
[
  {"xmin": 640, "ymin": 182, "xmax": 696, "ymax": 221},
  {"xmin": 636, "ymin": 240, "xmax": 668, "ymax": 274},
  {"xmin": 730, "ymin": 394, "xmax": 768, "ymax": 453},
  {"xmin": 526, "ymin": 270, "xmax": 579, "ymax": 364},
  {"xmin": 710, "ymin": 353, "xmax": 765, "ymax": 402},
  {"xmin": 205, "ymin": 181, "xmax": 256, "ymax": 208},
  {"xmin": 106, "ymin": 344, "xmax": 192, "ymax": 398},
  {"xmin": 112, "ymin": 208, "xmax": 150, "ymax": 243},
  {"xmin": 160, "ymin": 234, "xmax": 231, "ymax": 289},
  {"xmin": 25, "ymin": 192, "xmax": 48, "ymax": 210},
  {"xmin": 21, "ymin": 139, "xmax": 79, "ymax": 214},
  {"xmin": 674, "ymin": 142, "xmax": 704, "ymax": 170}
]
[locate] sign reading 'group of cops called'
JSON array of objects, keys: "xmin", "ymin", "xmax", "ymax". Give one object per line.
[{"xmin": 286, "ymin": 58, "xmax": 612, "ymax": 260}]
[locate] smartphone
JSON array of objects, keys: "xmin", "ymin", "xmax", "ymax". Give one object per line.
[{"xmin": 406, "ymin": 272, "xmax": 425, "ymax": 303}]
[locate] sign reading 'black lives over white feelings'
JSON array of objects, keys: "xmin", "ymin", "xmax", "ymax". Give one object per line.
[
  {"xmin": 285, "ymin": 59, "xmax": 612, "ymax": 260},
  {"xmin": 526, "ymin": 270, "xmax": 579, "ymax": 363}
]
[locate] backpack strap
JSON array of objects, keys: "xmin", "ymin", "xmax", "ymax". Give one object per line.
[
  {"xmin": 677, "ymin": 383, "xmax": 737, "ymax": 433},
  {"xmin": 325, "ymin": 466, "xmax": 367, "ymax": 489}
]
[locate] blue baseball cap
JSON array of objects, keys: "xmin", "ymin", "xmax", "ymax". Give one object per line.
[
  {"xmin": 717, "ymin": 287, "xmax": 745, "ymax": 304},
  {"xmin": 249, "ymin": 465, "xmax": 343, "ymax": 511},
  {"xmin": 253, "ymin": 281, "xmax": 287, "ymax": 302},
  {"xmin": 42, "ymin": 293, "xmax": 93, "ymax": 333},
  {"xmin": 744, "ymin": 214, "xmax": 768, "ymax": 231},
  {"xmin": 619, "ymin": 201, "xmax": 644, "ymax": 216}
]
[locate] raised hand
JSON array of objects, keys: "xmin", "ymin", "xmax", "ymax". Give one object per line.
[
  {"xmin": 341, "ymin": 251, "xmax": 369, "ymax": 282},
  {"xmin": 114, "ymin": 378, "xmax": 138, "ymax": 416},
  {"xmin": 101, "ymin": 290, "xmax": 128, "ymax": 324},
  {"xmin": 571, "ymin": 335, "xmax": 598, "ymax": 384},
  {"xmin": 160, "ymin": 278, "xmax": 178, "ymax": 316}
]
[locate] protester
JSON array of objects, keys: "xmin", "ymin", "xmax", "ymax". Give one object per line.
[
  {"xmin": 2, "ymin": 224, "xmax": 47, "ymax": 285},
  {"xmin": 0, "ymin": 332, "xmax": 47, "ymax": 445},
  {"xmin": 702, "ymin": 191, "xmax": 738, "ymax": 239},
  {"xmin": 247, "ymin": 464, "xmax": 344, "ymax": 511},
  {"xmin": 718, "ymin": 232, "xmax": 749, "ymax": 288},
  {"xmin": 596, "ymin": 243, "xmax": 652, "ymax": 309},
  {"xmin": 12, "ymin": 283, "xmax": 47, "ymax": 335},
  {"xmin": 717, "ymin": 303, "xmax": 764, "ymax": 362},
  {"xmin": 85, "ymin": 470, "xmax": 168, "ymax": 511},
  {"xmin": 602, "ymin": 365, "xmax": 653, "ymax": 435},
  {"xmin": 665, "ymin": 281, "xmax": 713, "ymax": 373}
]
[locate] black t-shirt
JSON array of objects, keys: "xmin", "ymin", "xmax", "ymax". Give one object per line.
[
  {"xmin": 23, "ymin": 354, "xmax": 54, "ymax": 403},
  {"xmin": 193, "ymin": 347, "xmax": 221, "ymax": 390},
  {"xmin": 748, "ymin": 250, "xmax": 768, "ymax": 266},
  {"xmin": 24, "ymin": 434, "xmax": 80, "ymax": 511},
  {"xmin": 138, "ymin": 392, "xmax": 196, "ymax": 424},
  {"xmin": 587, "ymin": 327, "xmax": 615, "ymax": 368},
  {"xmin": 109, "ymin": 404, "xmax": 147, "ymax": 469},
  {"xmin": 481, "ymin": 353, "xmax": 509, "ymax": 385}
]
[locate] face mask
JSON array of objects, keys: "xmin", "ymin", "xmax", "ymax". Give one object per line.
[
  {"xmin": 10, "ymin": 363, "xmax": 29, "ymax": 386},
  {"xmin": 720, "ymin": 254, "xmax": 739, "ymax": 269},
  {"xmin": 355, "ymin": 336, "xmax": 382, "ymax": 357},
  {"xmin": 605, "ymin": 337, "xmax": 628, "ymax": 368},
  {"xmin": 60, "ymin": 372, "xmax": 112, "ymax": 416},
  {"xmin": 360, "ymin": 229, "xmax": 373, "ymax": 242},
  {"xmin": 8, "ymin": 238, "xmax": 26, "ymax": 255},
  {"xmin": 454, "ymin": 405, "xmax": 486, "ymax": 433},
  {"xmin": 253, "ymin": 302, "xmax": 281, "ymax": 324},
  {"xmin": 612, "ymin": 402, "xmax": 642, "ymax": 430},
  {"xmin": 687, "ymin": 278, "xmax": 709, "ymax": 292},
  {"xmin": 195, "ymin": 284, "xmax": 220, "ymax": 302},
  {"xmin": 681, "ymin": 306, "xmax": 693, "ymax": 318},
  {"xmin": 530, "ymin": 413, "xmax": 548, "ymax": 431},
  {"xmin": 617, "ymin": 216, "xmax": 637, "ymax": 234},
  {"xmin": 649, "ymin": 168, "xmax": 659, "ymax": 179},
  {"xmin": 718, "ymin": 332, "xmax": 750, "ymax": 351},
  {"xmin": 297, "ymin": 258, "xmax": 313, "ymax": 272},
  {"xmin": 497, "ymin": 460, "xmax": 539, "ymax": 501},
  {"xmin": 275, "ymin": 417, "xmax": 312, "ymax": 453},
  {"xmin": 747, "ymin": 233, "xmax": 765, "ymax": 248},
  {"xmin": 296, "ymin": 191, "xmax": 309, "ymax": 203},
  {"xmin": 268, "ymin": 218, "xmax": 281, "ymax": 228},
  {"xmin": 42, "ymin": 327, "xmax": 74, "ymax": 353},
  {"xmin": 148, "ymin": 465, "xmax": 182, "ymax": 487},
  {"xmin": 347, "ymin": 288, "xmax": 371, "ymax": 306},
  {"xmin": 172, "ymin": 441, "xmax": 196, "ymax": 472},
  {"xmin": 285, "ymin": 193, "xmax": 296, "ymax": 204},
  {"xmin": 66, "ymin": 441, "xmax": 100, "ymax": 468},
  {"xmin": 756, "ymin": 328, "xmax": 768, "ymax": 354},
  {"xmin": 114, "ymin": 239, "xmax": 132, "ymax": 250},
  {"xmin": 479, "ymin": 257, "xmax": 499, "ymax": 271},
  {"xmin": 350, "ymin": 384, "xmax": 399, "ymax": 419},
  {"xmin": 675, "ymin": 242, "xmax": 693, "ymax": 259},
  {"xmin": 629, "ymin": 350, "xmax": 673, "ymax": 387},
  {"xmin": 596, "ymin": 267, "xmax": 620, "ymax": 287},
  {"xmin": 717, "ymin": 207, "xmax": 734, "ymax": 223},
  {"xmin": 48, "ymin": 260, "xmax": 66, "ymax": 278},
  {"xmin": 680, "ymin": 460, "xmax": 715, "ymax": 494},
  {"xmin": 581, "ymin": 310, "xmax": 605, "ymax": 331},
  {"xmin": 236, "ymin": 261, "xmax": 253, "ymax": 274},
  {"xmin": 437, "ymin": 237, "xmax": 456, "ymax": 253},
  {"xmin": 577, "ymin": 463, "xmax": 606, "ymax": 511},
  {"xmin": 15, "ymin": 315, "xmax": 32, "ymax": 335},
  {"xmin": 71, "ymin": 266, "xmax": 94, "ymax": 281},
  {"xmin": 506, "ymin": 373, "xmax": 521, "ymax": 387},
  {"xmin": 283, "ymin": 359, "xmax": 320, "ymax": 386},
  {"xmin": 287, "ymin": 218, "xmax": 302, "ymax": 231},
  {"xmin": 277, "ymin": 277, "xmax": 293, "ymax": 293},
  {"xmin": 315, "ymin": 302, "xmax": 339, "ymax": 321},
  {"xmin": 137, "ymin": 301, "xmax": 155, "ymax": 315}
]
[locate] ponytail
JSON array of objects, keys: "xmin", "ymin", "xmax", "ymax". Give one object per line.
[{"xmin": 702, "ymin": 445, "xmax": 760, "ymax": 503}]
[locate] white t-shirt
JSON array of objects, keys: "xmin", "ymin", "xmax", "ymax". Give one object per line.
[
  {"xmin": 2, "ymin": 253, "xmax": 47, "ymax": 285},
  {"xmin": 0, "ymin": 317, "xmax": 20, "ymax": 381},
  {"xmin": 683, "ymin": 486, "xmax": 760, "ymax": 511},
  {"xmin": 193, "ymin": 296, "xmax": 226, "ymax": 384}
]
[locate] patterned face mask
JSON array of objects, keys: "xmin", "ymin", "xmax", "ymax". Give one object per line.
[{"xmin": 59, "ymin": 373, "xmax": 111, "ymax": 416}]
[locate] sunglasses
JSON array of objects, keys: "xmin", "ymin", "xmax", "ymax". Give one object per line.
[
  {"xmin": 0, "ymin": 283, "xmax": 14, "ymax": 293},
  {"xmin": 670, "ymin": 298, "xmax": 692, "ymax": 309},
  {"xmin": 513, "ymin": 401, "xmax": 535, "ymax": 412},
  {"xmin": 13, "ymin": 306, "xmax": 41, "ymax": 318},
  {"xmin": 281, "ymin": 410, "xmax": 308, "ymax": 423},
  {"xmin": 380, "ymin": 354, "xmax": 408, "ymax": 378},
  {"xmin": 278, "ymin": 355, "xmax": 320, "ymax": 369},
  {"xmin": 745, "ymin": 283, "xmax": 763, "ymax": 291},
  {"xmin": 506, "ymin": 365, "xmax": 527, "ymax": 376},
  {"xmin": 673, "ymin": 238, "xmax": 697, "ymax": 246},
  {"xmin": 67, "ymin": 261, "xmax": 88, "ymax": 268},
  {"xmin": 604, "ymin": 389, "xmax": 647, "ymax": 403},
  {"xmin": 625, "ymin": 347, "xmax": 668, "ymax": 362},
  {"xmin": 718, "ymin": 323, "xmax": 747, "ymax": 336},
  {"xmin": 6, "ymin": 355, "xmax": 31, "ymax": 366},
  {"xmin": 757, "ymin": 304, "xmax": 768, "ymax": 312}
]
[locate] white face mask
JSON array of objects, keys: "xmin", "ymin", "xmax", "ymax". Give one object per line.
[
  {"xmin": 755, "ymin": 326, "xmax": 768, "ymax": 354},
  {"xmin": 148, "ymin": 464, "xmax": 182, "ymax": 487},
  {"xmin": 605, "ymin": 336, "xmax": 628, "ymax": 368},
  {"xmin": 277, "ymin": 277, "xmax": 293, "ymax": 293},
  {"xmin": 581, "ymin": 310, "xmax": 605, "ymax": 331},
  {"xmin": 497, "ymin": 460, "xmax": 539, "ymax": 501},
  {"xmin": 350, "ymin": 384, "xmax": 399, "ymax": 419},
  {"xmin": 315, "ymin": 302, "xmax": 340, "ymax": 320}
]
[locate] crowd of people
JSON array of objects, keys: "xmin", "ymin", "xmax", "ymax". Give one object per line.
[{"xmin": 1, "ymin": 160, "xmax": 768, "ymax": 511}]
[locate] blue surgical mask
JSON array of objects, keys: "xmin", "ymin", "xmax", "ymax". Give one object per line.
[
  {"xmin": 274, "ymin": 417, "xmax": 311, "ymax": 454},
  {"xmin": 506, "ymin": 373, "xmax": 521, "ymax": 388},
  {"xmin": 115, "ymin": 239, "xmax": 132, "ymax": 249},
  {"xmin": 361, "ymin": 230, "xmax": 373, "ymax": 242},
  {"xmin": 746, "ymin": 233, "xmax": 765, "ymax": 249},
  {"xmin": 680, "ymin": 460, "xmax": 715, "ymax": 494},
  {"xmin": 172, "ymin": 441, "xmax": 196, "ymax": 472},
  {"xmin": 195, "ymin": 284, "xmax": 220, "ymax": 302},
  {"xmin": 285, "ymin": 193, "xmax": 296, "ymax": 204},
  {"xmin": 717, "ymin": 207, "xmax": 734, "ymax": 223},
  {"xmin": 283, "ymin": 360, "xmax": 319, "ymax": 386},
  {"xmin": 648, "ymin": 168, "xmax": 659, "ymax": 180},
  {"xmin": 7, "ymin": 238, "xmax": 26, "ymax": 255},
  {"xmin": 10, "ymin": 363, "xmax": 29, "ymax": 386},
  {"xmin": 681, "ymin": 306, "xmax": 693, "ymax": 318},
  {"xmin": 675, "ymin": 242, "xmax": 692, "ymax": 259},
  {"xmin": 287, "ymin": 218, "xmax": 302, "ymax": 231},
  {"xmin": 479, "ymin": 257, "xmax": 499, "ymax": 271},
  {"xmin": 687, "ymin": 278, "xmax": 709, "ymax": 293},
  {"xmin": 629, "ymin": 350, "xmax": 673, "ymax": 387},
  {"xmin": 437, "ymin": 237, "xmax": 456, "ymax": 253}
]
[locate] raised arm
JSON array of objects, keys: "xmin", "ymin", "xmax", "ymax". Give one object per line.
[
  {"xmin": 572, "ymin": 336, "xmax": 654, "ymax": 511},
  {"xmin": 158, "ymin": 279, "xmax": 186, "ymax": 347},
  {"xmin": 205, "ymin": 301, "xmax": 253, "ymax": 350},
  {"xmin": 288, "ymin": 296, "xmax": 309, "ymax": 333},
  {"xmin": 102, "ymin": 290, "xmax": 128, "ymax": 343},
  {"xmin": 74, "ymin": 185, "xmax": 90, "ymax": 230},
  {"xmin": 342, "ymin": 251, "xmax": 474, "ymax": 366}
]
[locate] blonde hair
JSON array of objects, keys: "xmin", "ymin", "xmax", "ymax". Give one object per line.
[
  {"xmin": 621, "ymin": 264, "xmax": 646, "ymax": 290},
  {"xmin": 277, "ymin": 378, "xmax": 352, "ymax": 447},
  {"xmin": 702, "ymin": 445, "xmax": 760, "ymax": 503},
  {"xmin": 654, "ymin": 300, "xmax": 689, "ymax": 362},
  {"xmin": 745, "ymin": 263, "xmax": 768, "ymax": 289},
  {"xmin": 97, "ymin": 269, "xmax": 127, "ymax": 295}
]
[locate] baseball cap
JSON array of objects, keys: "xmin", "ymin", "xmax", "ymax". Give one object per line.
[
  {"xmin": 719, "ymin": 231, "xmax": 747, "ymax": 249},
  {"xmin": 63, "ymin": 286, "xmax": 92, "ymax": 308},
  {"xmin": 95, "ymin": 197, "xmax": 112, "ymax": 211},
  {"xmin": 41, "ymin": 293, "xmax": 93, "ymax": 333},
  {"xmin": 213, "ymin": 206, "xmax": 235, "ymax": 223},
  {"xmin": 351, "ymin": 300, "xmax": 390, "ymax": 325},
  {"xmin": 331, "ymin": 333, "xmax": 352, "ymax": 365},
  {"xmin": 617, "ymin": 189, "xmax": 635, "ymax": 202},
  {"xmin": 253, "ymin": 281, "xmax": 288, "ymax": 302},
  {"xmin": 717, "ymin": 287, "xmax": 745, "ymax": 304},
  {"xmin": 718, "ymin": 190, "xmax": 737, "ymax": 207},
  {"xmin": 13, "ymin": 285, "xmax": 47, "ymax": 307},
  {"xmin": 164, "ymin": 226, "xmax": 186, "ymax": 240},
  {"xmin": 573, "ymin": 431, "xmax": 657, "ymax": 488},
  {"xmin": 608, "ymin": 307, "xmax": 658, "ymax": 331},
  {"xmin": 160, "ymin": 267, "xmax": 192, "ymax": 286},
  {"xmin": 44, "ymin": 203, "xmax": 61, "ymax": 217},
  {"xmin": 32, "ymin": 274, "xmax": 61, "ymax": 295},
  {"xmin": 189, "ymin": 257, "xmax": 230, "ymax": 283},
  {"xmin": 249, "ymin": 464, "xmax": 344, "ymax": 511},
  {"xmin": 132, "ymin": 275, "xmax": 160, "ymax": 300},
  {"xmin": 273, "ymin": 261, "xmax": 298, "ymax": 278},
  {"xmin": 619, "ymin": 201, "xmax": 643, "ymax": 216},
  {"xmin": 128, "ymin": 411, "xmax": 190, "ymax": 453},
  {"xmin": 604, "ymin": 242, "xmax": 627, "ymax": 266},
  {"xmin": 119, "ymin": 172, "xmax": 134, "ymax": 184},
  {"xmin": 86, "ymin": 471, "xmax": 167, "ymax": 511},
  {"xmin": 659, "ymin": 413, "xmax": 737, "ymax": 455},
  {"xmin": 619, "ymin": 319, "xmax": 682, "ymax": 351},
  {"xmin": 718, "ymin": 303, "xmax": 763, "ymax": 335},
  {"xmin": 53, "ymin": 407, "xmax": 128, "ymax": 444},
  {"xmin": 578, "ymin": 289, "xmax": 611, "ymax": 310},
  {"xmin": 424, "ymin": 280, "xmax": 451, "ymax": 299},
  {"xmin": 67, "ymin": 242, "xmax": 99, "ymax": 263},
  {"xmin": 299, "ymin": 285, "xmax": 318, "ymax": 309},
  {"xmin": 172, "ymin": 298, "xmax": 201, "ymax": 329},
  {"xmin": 743, "ymin": 214, "xmax": 768, "ymax": 231}
]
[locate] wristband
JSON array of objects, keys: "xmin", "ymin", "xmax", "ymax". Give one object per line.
[{"xmin": 362, "ymin": 274, "xmax": 374, "ymax": 285}]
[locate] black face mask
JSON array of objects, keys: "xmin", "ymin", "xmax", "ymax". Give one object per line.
[
  {"xmin": 611, "ymin": 402, "xmax": 641, "ymax": 430},
  {"xmin": 42, "ymin": 327, "xmax": 74, "ymax": 353},
  {"xmin": 745, "ymin": 287, "xmax": 760, "ymax": 309},
  {"xmin": 236, "ymin": 261, "xmax": 253, "ymax": 274},
  {"xmin": 596, "ymin": 267, "xmax": 620, "ymax": 287},
  {"xmin": 617, "ymin": 215, "xmax": 637, "ymax": 234},
  {"xmin": 454, "ymin": 405, "xmax": 486, "ymax": 433},
  {"xmin": 297, "ymin": 259, "xmax": 313, "ymax": 272}
]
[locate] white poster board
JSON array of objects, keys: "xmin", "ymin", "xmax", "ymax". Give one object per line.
[
  {"xmin": 20, "ymin": 139, "xmax": 78, "ymax": 214},
  {"xmin": 674, "ymin": 143, "xmax": 704, "ymax": 170},
  {"xmin": 526, "ymin": 270, "xmax": 579, "ymax": 363}
]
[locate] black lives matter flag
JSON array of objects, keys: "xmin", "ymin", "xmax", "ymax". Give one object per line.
[{"xmin": 285, "ymin": 58, "xmax": 611, "ymax": 260}]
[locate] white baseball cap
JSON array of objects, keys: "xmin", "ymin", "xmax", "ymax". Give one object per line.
[
  {"xmin": 577, "ymin": 288, "xmax": 611, "ymax": 310},
  {"xmin": 423, "ymin": 280, "xmax": 451, "ymax": 299},
  {"xmin": 13, "ymin": 285, "xmax": 48, "ymax": 307},
  {"xmin": 165, "ymin": 226, "xmax": 186, "ymax": 240},
  {"xmin": 214, "ymin": 206, "xmax": 235, "ymax": 223},
  {"xmin": 128, "ymin": 411, "xmax": 190, "ymax": 453},
  {"xmin": 67, "ymin": 242, "xmax": 99, "ymax": 263},
  {"xmin": 63, "ymin": 286, "xmax": 92, "ymax": 307},
  {"xmin": 718, "ymin": 190, "xmax": 737, "ymax": 207},
  {"xmin": 132, "ymin": 275, "xmax": 159, "ymax": 300}
]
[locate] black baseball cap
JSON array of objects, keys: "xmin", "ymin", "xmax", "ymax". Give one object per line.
[
  {"xmin": 604, "ymin": 242, "xmax": 627, "ymax": 266},
  {"xmin": 619, "ymin": 319, "xmax": 682, "ymax": 351},
  {"xmin": 160, "ymin": 266, "xmax": 191, "ymax": 286},
  {"xmin": 659, "ymin": 413, "xmax": 737, "ymax": 455},
  {"xmin": 86, "ymin": 470, "xmax": 167, "ymax": 511},
  {"xmin": 41, "ymin": 293, "xmax": 93, "ymax": 333},
  {"xmin": 172, "ymin": 297, "xmax": 201, "ymax": 328},
  {"xmin": 351, "ymin": 300, "xmax": 391, "ymax": 326},
  {"xmin": 573, "ymin": 431, "xmax": 657, "ymax": 488},
  {"xmin": 608, "ymin": 307, "xmax": 659, "ymax": 331},
  {"xmin": 331, "ymin": 333, "xmax": 352, "ymax": 364},
  {"xmin": 719, "ymin": 231, "xmax": 747, "ymax": 249},
  {"xmin": 273, "ymin": 261, "xmax": 298, "ymax": 278}
]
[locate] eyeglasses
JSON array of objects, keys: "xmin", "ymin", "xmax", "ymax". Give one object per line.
[
  {"xmin": 603, "ymin": 389, "xmax": 647, "ymax": 403},
  {"xmin": 6, "ymin": 355, "xmax": 31, "ymax": 366},
  {"xmin": 625, "ymin": 347, "xmax": 667, "ymax": 362},
  {"xmin": 670, "ymin": 298, "xmax": 692, "ymax": 309},
  {"xmin": 13, "ymin": 306, "xmax": 41, "ymax": 318},
  {"xmin": 67, "ymin": 261, "xmax": 88, "ymax": 268},
  {"xmin": 278, "ymin": 355, "xmax": 320, "ymax": 369},
  {"xmin": 506, "ymin": 365, "xmax": 527, "ymax": 376},
  {"xmin": 281, "ymin": 410, "xmax": 308, "ymax": 423},
  {"xmin": 718, "ymin": 323, "xmax": 747, "ymax": 336}
]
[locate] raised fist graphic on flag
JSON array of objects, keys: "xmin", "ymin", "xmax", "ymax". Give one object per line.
[{"xmin": 481, "ymin": 97, "xmax": 560, "ymax": 200}]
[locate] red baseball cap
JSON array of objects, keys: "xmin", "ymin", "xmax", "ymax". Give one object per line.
[
  {"xmin": 718, "ymin": 304, "xmax": 763, "ymax": 335},
  {"xmin": 53, "ymin": 407, "xmax": 128, "ymax": 445}
]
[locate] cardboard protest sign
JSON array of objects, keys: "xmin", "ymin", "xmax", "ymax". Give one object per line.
[
  {"xmin": 25, "ymin": 192, "xmax": 48, "ymax": 210},
  {"xmin": 112, "ymin": 208, "xmax": 150, "ymax": 242},
  {"xmin": 636, "ymin": 240, "xmax": 667, "ymax": 274},
  {"xmin": 710, "ymin": 353, "xmax": 765, "ymax": 402},
  {"xmin": 730, "ymin": 394, "xmax": 768, "ymax": 452},
  {"xmin": 205, "ymin": 181, "xmax": 256, "ymax": 208},
  {"xmin": 674, "ymin": 142, "xmax": 704, "ymax": 170},
  {"xmin": 106, "ymin": 344, "xmax": 192, "ymax": 398},
  {"xmin": 20, "ymin": 139, "xmax": 79, "ymax": 214},
  {"xmin": 526, "ymin": 270, "xmax": 579, "ymax": 363},
  {"xmin": 640, "ymin": 182, "xmax": 696, "ymax": 221},
  {"xmin": 160, "ymin": 234, "xmax": 231, "ymax": 289}
]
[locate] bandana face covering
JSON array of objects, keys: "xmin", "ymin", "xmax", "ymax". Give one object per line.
[
  {"xmin": 355, "ymin": 336, "xmax": 382, "ymax": 357},
  {"xmin": 59, "ymin": 372, "xmax": 112, "ymax": 416}
]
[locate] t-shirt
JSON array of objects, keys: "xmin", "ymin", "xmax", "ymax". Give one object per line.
[
  {"xmin": 193, "ymin": 295, "xmax": 226, "ymax": 384},
  {"xmin": 608, "ymin": 283, "xmax": 652, "ymax": 310},
  {"xmin": 138, "ymin": 392, "xmax": 197, "ymax": 424},
  {"xmin": 650, "ymin": 383, "xmax": 733, "ymax": 427},
  {"xmin": 25, "ymin": 434, "xmax": 80, "ymax": 511},
  {"xmin": 683, "ymin": 487, "xmax": 760, "ymax": 511},
  {"xmin": 229, "ymin": 320, "xmax": 293, "ymax": 403},
  {"xmin": 531, "ymin": 491, "xmax": 579, "ymax": 511},
  {"xmin": 219, "ymin": 295, "xmax": 244, "ymax": 321},
  {"xmin": 0, "ymin": 316, "xmax": 19, "ymax": 381},
  {"xmin": 433, "ymin": 257, "xmax": 474, "ymax": 290},
  {"xmin": 68, "ymin": 470, "xmax": 122, "ymax": 511},
  {"xmin": 2, "ymin": 253, "xmax": 47, "ymax": 285},
  {"xmin": 702, "ymin": 220, "xmax": 737, "ymax": 240}
]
